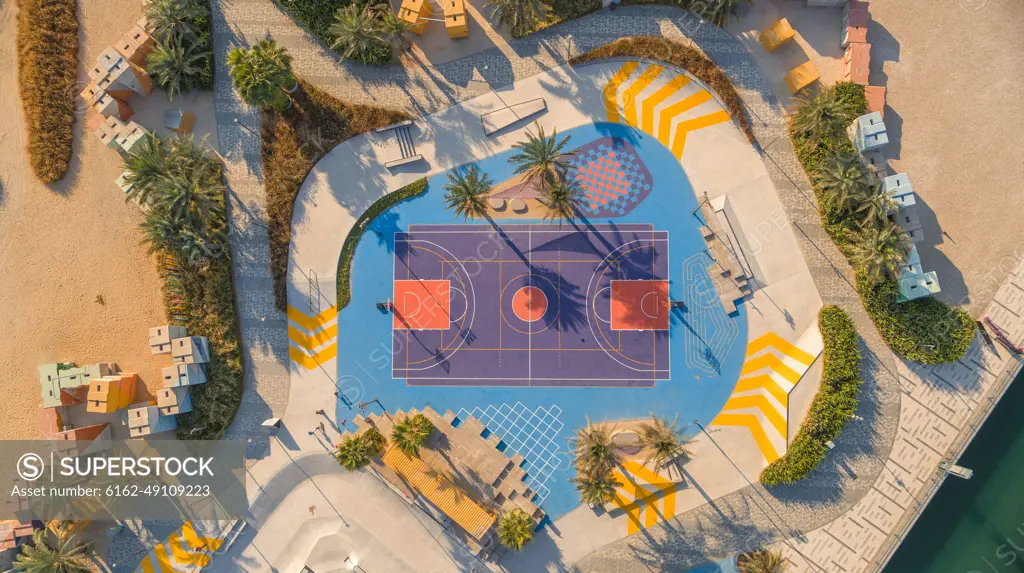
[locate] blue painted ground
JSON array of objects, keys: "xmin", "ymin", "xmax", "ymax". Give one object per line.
[{"xmin": 334, "ymin": 122, "xmax": 747, "ymax": 521}]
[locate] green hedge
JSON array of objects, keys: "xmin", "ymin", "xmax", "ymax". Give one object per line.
[
  {"xmin": 795, "ymin": 82, "xmax": 975, "ymax": 364},
  {"xmin": 337, "ymin": 179, "xmax": 428, "ymax": 310},
  {"xmin": 760, "ymin": 306, "xmax": 861, "ymax": 486}
]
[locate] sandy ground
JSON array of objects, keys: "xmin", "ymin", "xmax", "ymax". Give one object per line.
[
  {"xmin": 0, "ymin": 0, "xmax": 218, "ymax": 439},
  {"xmin": 730, "ymin": 0, "xmax": 1024, "ymax": 315}
]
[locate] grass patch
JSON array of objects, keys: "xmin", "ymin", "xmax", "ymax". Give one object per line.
[
  {"xmin": 794, "ymin": 82, "xmax": 974, "ymax": 364},
  {"xmin": 336, "ymin": 178, "xmax": 428, "ymax": 310},
  {"xmin": 760, "ymin": 306, "xmax": 861, "ymax": 486},
  {"xmin": 263, "ymin": 81, "xmax": 410, "ymax": 311},
  {"xmin": 569, "ymin": 37, "xmax": 755, "ymax": 144},
  {"xmin": 17, "ymin": 0, "xmax": 79, "ymax": 183}
]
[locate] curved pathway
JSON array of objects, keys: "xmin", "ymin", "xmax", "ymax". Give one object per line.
[{"xmin": 209, "ymin": 2, "xmax": 1024, "ymax": 572}]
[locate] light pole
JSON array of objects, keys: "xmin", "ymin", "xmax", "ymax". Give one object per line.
[
  {"xmin": 234, "ymin": 117, "xmax": 258, "ymax": 136},
  {"xmin": 693, "ymin": 420, "xmax": 827, "ymax": 573}
]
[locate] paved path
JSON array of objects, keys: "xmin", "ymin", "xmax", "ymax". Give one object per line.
[{"xmin": 210, "ymin": 2, "xmax": 1024, "ymax": 572}]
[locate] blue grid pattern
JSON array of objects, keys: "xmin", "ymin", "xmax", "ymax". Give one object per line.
[
  {"xmin": 456, "ymin": 403, "xmax": 564, "ymax": 506},
  {"xmin": 565, "ymin": 137, "xmax": 653, "ymax": 217},
  {"xmin": 681, "ymin": 252, "xmax": 740, "ymax": 376}
]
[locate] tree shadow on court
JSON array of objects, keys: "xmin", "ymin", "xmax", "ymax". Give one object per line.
[
  {"xmin": 369, "ymin": 209, "xmax": 401, "ymax": 253},
  {"xmin": 670, "ymin": 306, "xmax": 722, "ymax": 375}
]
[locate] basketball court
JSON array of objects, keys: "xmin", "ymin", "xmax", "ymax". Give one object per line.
[{"xmin": 392, "ymin": 224, "xmax": 672, "ymax": 387}]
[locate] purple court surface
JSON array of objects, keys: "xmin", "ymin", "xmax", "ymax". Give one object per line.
[{"xmin": 392, "ymin": 223, "xmax": 671, "ymax": 387}]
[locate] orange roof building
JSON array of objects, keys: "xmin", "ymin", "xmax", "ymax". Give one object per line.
[
  {"xmin": 86, "ymin": 373, "xmax": 138, "ymax": 413},
  {"xmin": 0, "ymin": 520, "xmax": 36, "ymax": 551},
  {"xmin": 398, "ymin": 0, "xmax": 432, "ymax": 35}
]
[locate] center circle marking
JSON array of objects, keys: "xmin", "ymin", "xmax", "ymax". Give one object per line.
[{"xmin": 512, "ymin": 286, "xmax": 548, "ymax": 323}]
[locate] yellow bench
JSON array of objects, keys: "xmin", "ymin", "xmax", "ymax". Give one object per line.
[
  {"xmin": 784, "ymin": 61, "xmax": 820, "ymax": 94},
  {"xmin": 759, "ymin": 18, "xmax": 796, "ymax": 52}
]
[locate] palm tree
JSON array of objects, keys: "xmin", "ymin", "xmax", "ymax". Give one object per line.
[
  {"xmin": 227, "ymin": 38, "xmax": 295, "ymax": 111},
  {"xmin": 737, "ymin": 548, "xmax": 788, "ymax": 573},
  {"xmin": 638, "ymin": 414, "xmax": 695, "ymax": 475},
  {"xmin": 14, "ymin": 530, "xmax": 91, "ymax": 573},
  {"xmin": 485, "ymin": 0, "xmax": 548, "ymax": 37},
  {"xmin": 570, "ymin": 469, "xmax": 621, "ymax": 506},
  {"xmin": 789, "ymin": 85, "xmax": 858, "ymax": 147},
  {"xmin": 141, "ymin": 206, "xmax": 225, "ymax": 268},
  {"xmin": 508, "ymin": 123, "xmax": 574, "ymax": 193},
  {"xmin": 364, "ymin": 426, "xmax": 387, "ymax": 454},
  {"xmin": 496, "ymin": 508, "xmax": 535, "ymax": 551},
  {"xmin": 335, "ymin": 434, "xmax": 375, "ymax": 471},
  {"xmin": 443, "ymin": 165, "xmax": 493, "ymax": 220},
  {"xmin": 330, "ymin": 4, "xmax": 384, "ymax": 63},
  {"xmin": 377, "ymin": 9, "xmax": 412, "ymax": 55},
  {"xmin": 813, "ymin": 154, "xmax": 871, "ymax": 214},
  {"xmin": 147, "ymin": 29, "xmax": 212, "ymax": 100},
  {"xmin": 569, "ymin": 417, "xmax": 620, "ymax": 474},
  {"xmin": 391, "ymin": 413, "xmax": 434, "ymax": 456},
  {"xmin": 849, "ymin": 222, "xmax": 910, "ymax": 284},
  {"xmin": 123, "ymin": 133, "xmax": 167, "ymax": 207},
  {"xmin": 854, "ymin": 183, "xmax": 897, "ymax": 229},
  {"xmin": 145, "ymin": 0, "xmax": 207, "ymax": 41},
  {"xmin": 540, "ymin": 178, "xmax": 584, "ymax": 224},
  {"xmin": 694, "ymin": 0, "xmax": 752, "ymax": 26}
]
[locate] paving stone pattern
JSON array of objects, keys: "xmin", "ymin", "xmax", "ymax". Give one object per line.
[{"xmin": 208, "ymin": 2, "xmax": 1024, "ymax": 572}]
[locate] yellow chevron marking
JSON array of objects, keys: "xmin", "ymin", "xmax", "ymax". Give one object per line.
[
  {"xmin": 287, "ymin": 305, "xmax": 338, "ymax": 332},
  {"xmin": 656, "ymin": 90, "xmax": 712, "ymax": 146},
  {"xmin": 741, "ymin": 354, "xmax": 801, "ymax": 384},
  {"xmin": 670, "ymin": 110, "xmax": 732, "ymax": 158},
  {"xmin": 732, "ymin": 374, "xmax": 789, "ymax": 407},
  {"xmin": 138, "ymin": 556, "xmax": 156, "ymax": 573},
  {"xmin": 182, "ymin": 521, "xmax": 223, "ymax": 551},
  {"xmin": 290, "ymin": 344, "xmax": 339, "ymax": 369},
  {"xmin": 640, "ymin": 75, "xmax": 691, "ymax": 135},
  {"xmin": 622, "ymin": 66, "xmax": 663, "ymax": 127},
  {"xmin": 289, "ymin": 324, "xmax": 338, "ymax": 351},
  {"xmin": 603, "ymin": 62, "xmax": 639, "ymax": 123},
  {"xmin": 153, "ymin": 544, "xmax": 174, "ymax": 573},
  {"xmin": 711, "ymin": 413, "xmax": 781, "ymax": 462},
  {"xmin": 167, "ymin": 531, "xmax": 210, "ymax": 567},
  {"xmin": 663, "ymin": 485, "xmax": 675, "ymax": 518},
  {"xmin": 746, "ymin": 332, "xmax": 816, "ymax": 365},
  {"xmin": 722, "ymin": 394, "xmax": 788, "ymax": 438},
  {"xmin": 623, "ymin": 461, "xmax": 673, "ymax": 486}
]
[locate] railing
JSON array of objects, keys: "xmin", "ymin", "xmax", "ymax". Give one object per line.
[{"xmin": 865, "ymin": 350, "xmax": 1024, "ymax": 572}]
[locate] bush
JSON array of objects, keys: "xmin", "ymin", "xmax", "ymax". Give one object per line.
[
  {"xmin": 166, "ymin": 253, "xmax": 244, "ymax": 440},
  {"xmin": 791, "ymin": 82, "xmax": 975, "ymax": 364},
  {"xmin": 185, "ymin": 2, "xmax": 216, "ymax": 90},
  {"xmin": 570, "ymin": 37, "xmax": 755, "ymax": 144},
  {"xmin": 760, "ymin": 306, "xmax": 861, "ymax": 486},
  {"xmin": 263, "ymin": 81, "xmax": 410, "ymax": 311},
  {"xmin": 17, "ymin": 0, "xmax": 79, "ymax": 183},
  {"xmin": 273, "ymin": 0, "xmax": 392, "ymax": 64},
  {"xmin": 337, "ymin": 178, "xmax": 428, "ymax": 309},
  {"xmin": 858, "ymin": 275, "xmax": 975, "ymax": 363}
]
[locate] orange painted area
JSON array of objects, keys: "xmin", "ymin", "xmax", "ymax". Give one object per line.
[
  {"xmin": 393, "ymin": 279, "xmax": 450, "ymax": 330},
  {"xmin": 512, "ymin": 286, "xmax": 547, "ymax": 322},
  {"xmin": 610, "ymin": 280, "xmax": 670, "ymax": 331}
]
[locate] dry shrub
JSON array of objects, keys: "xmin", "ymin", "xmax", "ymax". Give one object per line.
[
  {"xmin": 570, "ymin": 36, "xmax": 755, "ymax": 144},
  {"xmin": 262, "ymin": 81, "xmax": 410, "ymax": 311},
  {"xmin": 17, "ymin": 0, "xmax": 80, "ymax": 183}
]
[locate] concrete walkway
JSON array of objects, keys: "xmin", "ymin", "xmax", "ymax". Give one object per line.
[{"xmin": 209, "ymin": 2, "xmax": 1024, "ymax": 572}]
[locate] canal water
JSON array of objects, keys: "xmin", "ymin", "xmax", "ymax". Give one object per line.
[{"xmin": 884, "ymin": 368, "xmax": 1024, "ymax": 573}]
